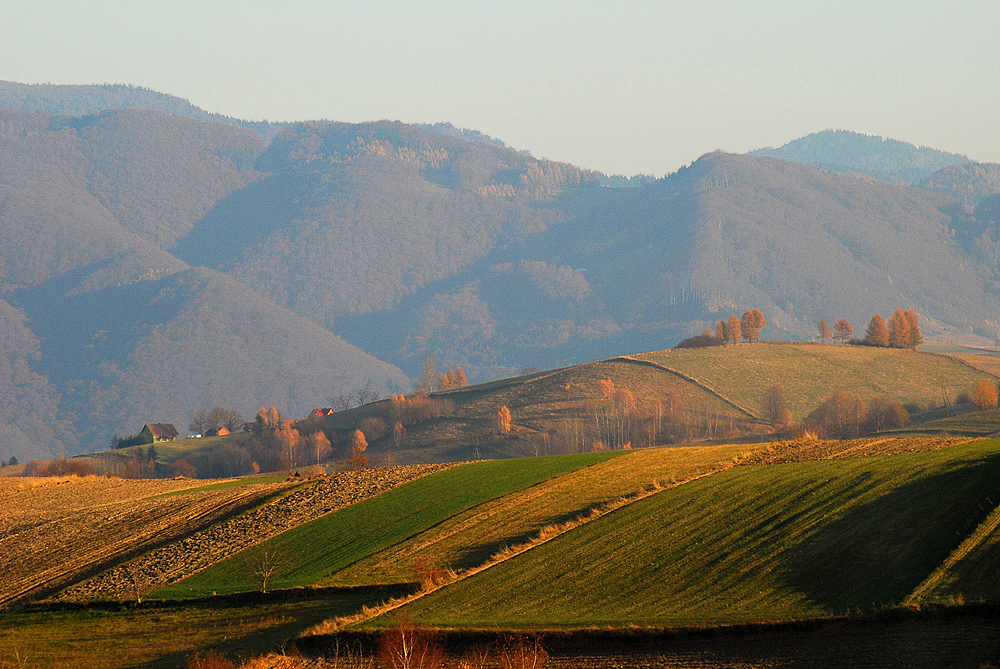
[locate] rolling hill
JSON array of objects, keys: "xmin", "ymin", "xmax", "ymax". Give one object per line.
[
  {"xmin": 751, "ymin": 130, "xmax": 969, "ymax": 184},
  {"xmin": 5, "ymin": 80, "xmax": 1000, "ymax": 461}
]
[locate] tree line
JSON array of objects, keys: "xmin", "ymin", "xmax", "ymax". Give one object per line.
[{"xmin": 816, "ymin": 309, "xmax": 922, "ymax": 349}]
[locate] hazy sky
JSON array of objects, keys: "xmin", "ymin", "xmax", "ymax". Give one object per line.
[{"xmin": 2, "ymin": 1, "xmax": 998, "ymax": 176}]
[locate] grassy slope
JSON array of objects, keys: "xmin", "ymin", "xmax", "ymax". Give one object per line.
[
  {"xmin": 330, "ymin": 443, "xmax": 763, "ymax": 586},
  {"xmin": 634, "ymin": 343, "xmax": 991, "ymax": 420},
  {"xmin": 386, "ymin": 439, "xmax": 1000, "ymax": 628},
  {"xmin": 0, "ymin": 592, "xmax": 389, "ymax": 669},
  {"xmin": 887, "ymin": 408, "xmax": 1000, "ymax": 437},
  {"xmin": 152, "ymin": 452, "xmax": 619, "ymax": 599}
]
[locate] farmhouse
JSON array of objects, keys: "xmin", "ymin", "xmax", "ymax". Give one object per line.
[
  {"xmin": 204, "ymin": 427, "xmax": 230, "ymax": 437},
  {"xmin": 140, "ymin": 423, "xmax": 179, "ymax": 443}
]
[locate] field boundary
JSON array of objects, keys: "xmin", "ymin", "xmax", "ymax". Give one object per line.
[
  {"xmin": 614, "ymin": 355, "xmax": 759, "ymax": 418},
  {"xmin": 908, "ymin": 497, "xmax": 1000, "ymax": 603},
  {"xmin": 302, "ymin": 454, "xmax": 752, "ymax": 635}
]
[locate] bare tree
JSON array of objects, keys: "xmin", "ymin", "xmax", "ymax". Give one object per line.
[{"xmin": 243, "ymin": 544, "xmax": 291, "ymax": 594}]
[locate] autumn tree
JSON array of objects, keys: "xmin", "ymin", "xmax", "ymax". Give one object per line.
[
  {"xmin": 741, "ymin": 310, "xmax": 759, "ymax": 343},
  {"xmin": 716, "ymin": 320, "xmax": 728, "ymax": 342},
  {"xmin": 496, "ymin": 405, "xmax": 512, "ymax": 434},
  {"xmin": 865, "ymin": 397, "xmax": 909, "ymax": 432},
  {"xmin": 888, "ymin": 308, "xmax": 911, "ymax": 349},
  {"xmin": 307, "ymin": 431, "xmax": 332, "ymax": 464},
  {"xmin": 392, "ymin": 421, "xmax": 406, "ymax": 449},
  {"xmin": 416, "ymin": 353, "xmax": 439, "ymax": 391},
  {"xmin": 832, "ymin": 318, "xmax": 853, "ymax": 344},
  {"xmin": 275, "ymin": 421, "xmax": 301, "ymax": 469},
  {"xmin": 864, "ymin": 314, "xmax": 889, "ymax": 347},
  {"xmin": 752, "ymin": 308, "xmax": 766, "ymax": 340},
  {"xmin": 762, "ymin": 385, "xmax": 792, "ymax": 426},
  {"xmin": 806, "ymin": 390, "xmax": 866, "ymax": 438},
  {"xmin": 904, "ymin": 309, "xmax": 923, "ymax": 348},
  {"xmin": 378, "ymin": 614, "xmax": 444, "ymax": 669},
  {"xmin": 346, "ymin": 429, "xmax": 369, "ymax": 469},
  {"xmin": 817, "ymin": 318, "xmax": 831, "ymax": 343},
  {"xmin": 727, "ymin": 314, "xmax": 742, "ymax": 344},
  {"xmin": 973, "ymin": 378, "xmax": 999, "ymax": 410}
]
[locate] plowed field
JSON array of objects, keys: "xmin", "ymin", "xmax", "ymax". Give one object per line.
[{"xmin": 0, "ymin": 475, "xmax": 297, "ymax": 608}]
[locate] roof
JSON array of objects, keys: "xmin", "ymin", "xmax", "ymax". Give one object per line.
[{"xmin": 142, "ymin": 423, "xmax": 179, "ymax": 439}]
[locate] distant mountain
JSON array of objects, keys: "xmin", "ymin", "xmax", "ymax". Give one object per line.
[
  {"xmin": 751, "ymin": 130, "xmax": 969, "ymax": 184},
  {"xmin": 0, "ymin": 80, "xmax": 288, "ymax": 140},
  {"xmin": 0, "ymin": 108, "xmax": 406, "ymax": 461},
  {"xmin": 4, "ymin": 90, "xmax": 1000, "ymax": 462},
  {"xmin": 919, "ymin": 162, "xmax": 1000, "ymax": 209}
]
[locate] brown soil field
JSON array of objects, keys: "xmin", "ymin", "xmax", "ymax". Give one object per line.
[
  {"xmin": 59, "ymin": 464, "xmax": 449, "ymax": 602},
  {"xmin": 738, "ymin": 436, "xmax": 974, "ymax": 466},
  {"xmin": 0, "ymin": 475, "xmax": 298, "ymax": 609}
]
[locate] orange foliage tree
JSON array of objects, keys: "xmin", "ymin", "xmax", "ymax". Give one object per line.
[
  {"xmin": 904, "ymin": 309, "xmax": 922, "ymax": 348},
  {"xmin": 832, "ymin": 318, "xmax": 853, "ymax": 343},
  {"xmin": 726, "ymin": 314, "xmax": 742, "ymax": 344},
  {"xmin": 817, "ymin": 318, "xmax": 831, "ymax": 343},
  {"xmin": 973, "ymin": 379, "xmax": 999, "ymax": 411},
  {"xmin": 888, "ymin": 308, "xmax": 911, "ymax": 349},
  {"xmin": 346, "ymin": 429, "xmax": 369, "ymax": 469},
  {"xmin": 496, "ymin": 405, "xmax": 512, "ymax": 434},
  {"xmin": 864, "ymin": 314, "xmax": 889, "ymax": 347}
]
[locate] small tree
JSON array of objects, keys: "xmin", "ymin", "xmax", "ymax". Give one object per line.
[
  {"xmin": 243, "ymin": 544, "xmax": 291, "ymax": 594},
  {"xmin": 762, "ymin": 385, "xmax": 792, "ymax": 426},
  {"xmin": 818, "ymin": 318, "xmax": 831, "ymax": 343},
  {"xmin": 832, "ymin": 318, "xmax": 853, "ymax": 343},
  {"xmin": 973, "ymin": 378, "xmax": 999, "ymax": 410},
  {"xmin": 392, "ymin": 421, "xmax": 406, "ymax": 449},
  {"xmin": 499, "ymin": 635, "xmax": 549, "ymax": 669},
  {"xmin": 378, "ymin": 614, "xmax": 443, "ymax": 669},
  {"xmin": 904, "ymin": 309, "xmax": 923, "ymax": 348},
  {"xmin": 864, "ymin": 314, "xmax": 889, "ymax": 347},
  {"xmin": 726, "ymin": 314, "xmax": 742, "ymax": 344},
  {"xmin": 496, "ymin": 405, "xmax": 512, "ymax": 435},
  {"xmin": 888, "ymin": 308, "xmax": 911, "ymax": 349},
  {"xmin": 346, "ymin": 429, "xmax": 368, "ymax": 469},
  {"xmin": 740, "ymin": 310, "xmax": 758, "ymax": 343},
  {"xmin": 308, "ymin": 431, "xmax": 332, "ymax": 464}
]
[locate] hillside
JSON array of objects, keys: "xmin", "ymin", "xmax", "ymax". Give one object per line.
[
  {"xmin": 305, "ymin": 343, "xmax": 995, "ymax": 467},
  {"xmin": 385, "ymin": 439, "xmax": 1000, "ymax": 628},
  {"xmin": 6, "ymin": 86, "xmax": 1000, "ymax": 459},
  {"xmin": 751, "ymin": 130, "xmax": 969, "ymax": 184},
  {"xmin": 0, "ymin": 80, "xmax": 287, "ymax": 140}
]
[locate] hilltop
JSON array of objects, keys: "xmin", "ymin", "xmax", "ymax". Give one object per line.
[
  {"xmin": 3, "ymin": 81, "xmax": 1000, "ymax": 460},
  {"xmin": 751, "ymin": 129, "xmax": 969, "ymax": 184}
]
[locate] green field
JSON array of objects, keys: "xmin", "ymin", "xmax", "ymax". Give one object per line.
[
  {"xmin": 634, "ymin": 343, "xmax": 991, "ymax": 420},
  {"xmin": 380, "ymin": 439, "xmax": 1000, "ymax": 628},
  {"xmin": 330, "ymin": 443, "xmax": 760, "ymax": 586},
  {"xmin": 153, "ymin": 452, "xmax": 620, "ymax": 598},
  {"xmin": 888, "ymin": 408, "xmax": 1000, "ymax": 437},
  {"xmin": 0, "ymin": 591, "xmax": 392, "ymax": 669}
]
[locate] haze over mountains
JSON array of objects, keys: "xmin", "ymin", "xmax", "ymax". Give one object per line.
[{"xmin": 2, "ymin": 81, "xmax": 1000, "ymax": 461}]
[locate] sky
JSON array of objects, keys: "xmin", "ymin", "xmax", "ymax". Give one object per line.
[{"xmin": 1, "ymin": 0, "xmax": 998, "ymax": 176}]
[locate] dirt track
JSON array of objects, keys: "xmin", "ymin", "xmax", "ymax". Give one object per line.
[
  {"xmin": 0, "ymin": 476, "xmax": 297, "ymax": 609},
  {"xmin": 59, "ymin": 464, "xmax": 449, "ymax": 602}
]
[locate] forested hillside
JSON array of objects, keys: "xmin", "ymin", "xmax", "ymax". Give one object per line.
[
  {"xmin": 4, "ymin": 82, "xmax": 1000, "ymax": 461},
  {"xmin": 751, "ymin": 130, "xmax": 969, "ymax": 184}
]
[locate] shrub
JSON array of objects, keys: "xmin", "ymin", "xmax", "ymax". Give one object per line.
[
  {"xmin": 184, "ymin": 651, "xmax": 236, "ymax": 669},
  {"xmin": 499, "ymin": 635, "xmax": 548, "ymax": 669},
  {"xmin": 378, "ymin": 614, "xmax": 443, "ymax": 669}
]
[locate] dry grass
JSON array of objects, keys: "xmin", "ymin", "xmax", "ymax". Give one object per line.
[{"xmin": 635, "ymin": 343, "xmax": 991, "ymax": 420}]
